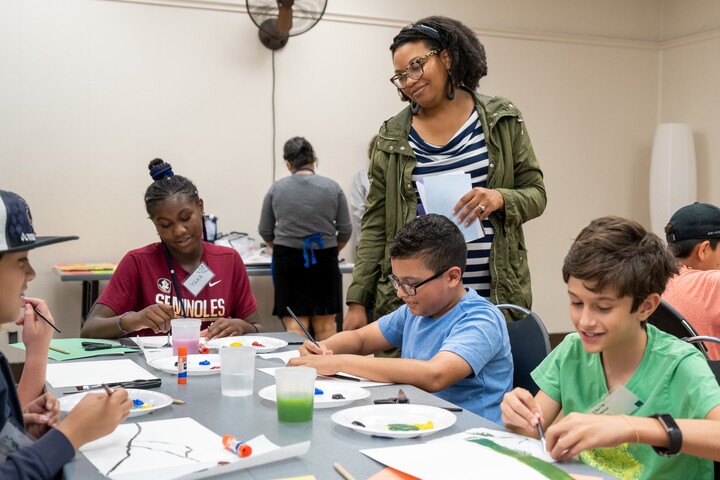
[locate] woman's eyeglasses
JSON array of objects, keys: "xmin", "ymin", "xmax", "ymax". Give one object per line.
[
  {"xmin": 388, "ymin": 268, "xmax": 447, "ymax": 296},
  {"xmin": 389, "ymin": 50, "xmax": 439, "ymax": 89}
]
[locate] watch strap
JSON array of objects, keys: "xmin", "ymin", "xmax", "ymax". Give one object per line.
[{"xmin": 649, "ymin": 413, "xmax": 682, "ymax": 456}]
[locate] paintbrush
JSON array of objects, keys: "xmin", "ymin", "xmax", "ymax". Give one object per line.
[
  {"xmin": 20, "ymin": 295, "xmax": 61, "ymax": 333},
  {"xmin": 285, "ymin": 307, "xmax": 319, "ymax": 347}
]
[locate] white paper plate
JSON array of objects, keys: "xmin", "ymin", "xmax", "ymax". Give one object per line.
[
  {"xmin": 204, "ymin": 335, "xmax": 288, "ymax": 353},
  {"xmin": 135, "ymin": 336, "xmax": 171, "ymax": 348},
  {"xmin": 331, "ymin": 404, "xmax": 457, "ymax": 439},
  {"xmin": 258, "ymin": 381, "xmax": 371, "ymax": 409},
  {"xmin": 60, "ymin": 388, "xmax": 173, "ymax": 418},
  {"xmin": 148, "ymin": 354, "xmax": 221, "ymax": 376}
]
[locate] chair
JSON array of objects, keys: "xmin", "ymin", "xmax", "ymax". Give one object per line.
[
  {"xmin": 496, "ymin": 304, "xmax": 551, "ymax": 396},
  {"xmin": 647, "ymin": 300, "xmax": 710, "ymax": 359}
]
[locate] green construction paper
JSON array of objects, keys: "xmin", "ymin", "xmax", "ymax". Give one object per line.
[
  {"xmin": 10, "ymin": 338, "xmax": 140, "ymax": 361},
  {"xmin": 468, "ymin": 438, "xmax": 573, "ymax": 480}
]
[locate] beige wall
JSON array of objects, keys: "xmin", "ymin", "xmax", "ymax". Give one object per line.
[{"xmin": 0, "ymin": 0, "xmax": 716, "ymax": 336}]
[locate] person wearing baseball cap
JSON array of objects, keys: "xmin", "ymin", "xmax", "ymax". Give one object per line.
[
  {"xmin": 663, "ymin": 202, "xmax": 720, "ymax": 360},
  {"xmin": 0, "ymin": 190, "xmax": 131, "ymax": 478}
]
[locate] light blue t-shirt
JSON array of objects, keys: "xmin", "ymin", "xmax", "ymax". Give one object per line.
[{"xmin": 378, "ymin": 289, "xmax": 513, "ymax": 423}]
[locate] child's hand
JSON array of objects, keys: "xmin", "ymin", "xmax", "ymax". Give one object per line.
[
  {"xmin": 23, "ymin": 392, "xmax": 60, "ymax": 438},
  {"xmin": 501, "ymin": 387, "xmax": 544, "ymax": 435},
  {"xmin": 298, "ymin": 340, "xmax": 333, "ymax": 356},
  {"xmin": 57, "ymin": 388, "xmax": 132, "ymax": 449},
  {"xmin": 287, "ymin": 353, "xmax": 339, "ymax": 375},
  {"xmin": 131, "ymin": 304, "xmax": 174, "ymax": 334},
  {"xmin": 545, "ymin": 412, "xmax": 636, "ymax": 462},
  {"xmin": 17, "ymin": 298, "xmax": 54, "ymax": 355}
]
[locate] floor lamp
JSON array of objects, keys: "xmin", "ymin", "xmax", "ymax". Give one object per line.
[{"xmin": 649, "ymin": 123, "xmax": 696, "ymax": 238}]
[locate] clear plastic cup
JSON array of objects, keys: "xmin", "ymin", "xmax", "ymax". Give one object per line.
[
  {"xmin": 220, "ymin": 346, "xmax": 256, "ymax": 397},
  {"xmin": 171, "ymin": 318, "xmax": 200, "ymax": 355},
  {"xmin": 275, "ymin": 367, "xmax": 316, "ymax": 423}
]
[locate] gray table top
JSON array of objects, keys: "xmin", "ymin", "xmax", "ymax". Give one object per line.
[{"xmin": 58, "ymin": 333, "xmax": 613, "ymax": 479}]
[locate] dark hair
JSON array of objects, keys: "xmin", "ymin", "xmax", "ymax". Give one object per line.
[
  {"xmin": 664, "ymin": 223, "xmax": 720, "ymax": 258},
  {"xmin": 390, "ymin": 214, "xmax": 467, "ymax": 274},
  {"xmin": 144, "ymin": 158, "xmax": 200, "ymax": 215},
  {"xmin": 283, "ymin": 137, "xmax": 315, "ymax": 169},
  {"xmin": 563, "ymin": 216, "xmax": 677, "ymax": 312},
  {"xmin": 390, "ymin": 16, "xmax": 487, "ymax": 95}
]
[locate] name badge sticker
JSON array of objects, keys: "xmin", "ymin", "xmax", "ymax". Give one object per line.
[
  {"xmin": 183, "ymin": 262, "xmax": 215, "ymax": 297},
  {"xmin": 587, "ymin": 385, "xmax": 643, "ymax": 416}
]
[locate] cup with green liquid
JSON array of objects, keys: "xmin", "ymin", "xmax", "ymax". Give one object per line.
[{"xmin": 275, "ymin": 367, "xmax": 316, "ymax": 423}]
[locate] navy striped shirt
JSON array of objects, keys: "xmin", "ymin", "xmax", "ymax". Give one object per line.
[{"xmin": 409, "ymin": 110, "xmax": 493, "ymax": 297}]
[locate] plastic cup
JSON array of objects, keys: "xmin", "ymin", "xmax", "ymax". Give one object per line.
[
  {"xmin": 220, "ymin": 346, "xmax": 256, "ymax": 397},
  {"xmin": 171, "ymin": 318, "xmax": 200, "ymax": 355},
  {"xmin": 275, "ymin": 367, "xmax": 316, "ymax": 423}
]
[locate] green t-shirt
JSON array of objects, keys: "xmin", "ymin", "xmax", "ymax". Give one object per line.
[{"xmin": 532, "ymin": 324, "xmax": 720, "ymax": 480}]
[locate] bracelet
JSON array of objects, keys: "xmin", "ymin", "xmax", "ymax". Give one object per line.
[
  {"xmin": 622, "ymin": 415, "xmax": 640, "ymax": 444},
  {"xmin": 117, "ymin": 311, "xmax": 135, "ymax": 335},
  {"xmin": 249, "ymin": 322, "xmax": 259, "ymax": 333}
]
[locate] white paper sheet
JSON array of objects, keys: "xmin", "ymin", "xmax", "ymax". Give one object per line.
[
  {"xmin": 46, "ymin": 359, "xmax": 158, "ymax": 388},
  {"xmin": 258, "ymin": 367, "xmax": 391, "ymax": 388},
  {"xmin": 80, "ymin": 417, "xmax": 309, "ymax": 480},
  {"xmin": 361, "ymin": 428, "xmax": 559, "ymax": 480},
  {"xmin": 423, "ymin": 173, "xmax": 484, "ymax": 242},
  {"xmin": 432, "ymin": 428, "xmax": 555, "ymax": 463}
]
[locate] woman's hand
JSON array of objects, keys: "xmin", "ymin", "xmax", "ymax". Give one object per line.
[
  {"xmin": 545, "ymin": 413, "xmax": 637, "ymax": 461},
  {"xmin": 452, "ymin": 187, "xmax": 504, "ymax": 226}
]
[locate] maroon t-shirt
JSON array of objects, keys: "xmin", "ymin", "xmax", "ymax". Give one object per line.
[{"xmin": 98, "ymin": 242, "xmax": 257, "ymax": 336}]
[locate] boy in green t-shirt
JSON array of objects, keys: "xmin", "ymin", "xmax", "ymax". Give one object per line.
[{"xmin": 501, "ymin": 216, "xmax": 720, "ymax": 480}]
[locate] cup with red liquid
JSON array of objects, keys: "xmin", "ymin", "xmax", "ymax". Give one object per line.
[{"xmin": 171, "ymin": 318, "xmax": 200, "ymax": 355}]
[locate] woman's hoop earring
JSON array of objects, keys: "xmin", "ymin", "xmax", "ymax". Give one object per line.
[
  {"xmin": 410, "ymin": 101, "xmax": 420, "ymax": 115},
  {"xmin": 445, "ymin": 71, "xmax": 456, "ymax": 100}
]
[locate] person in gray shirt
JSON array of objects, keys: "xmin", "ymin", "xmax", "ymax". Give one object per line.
[{"xmin": 259, "ymin": 137, "xmax": 352, "ymax": 340}]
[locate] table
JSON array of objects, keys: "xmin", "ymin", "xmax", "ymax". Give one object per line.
[
  {"xmin": 53, "ymin": 262, "xmax": 354, "ymax": 325},
  {"xmin": 57, "ymin": 333, "xmax": 613, "ymax": 480}
]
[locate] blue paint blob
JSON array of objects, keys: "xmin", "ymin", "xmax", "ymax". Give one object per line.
[
  {"xmin": 199, "ymin": 360, "xmax": 211, "ymax": 366},
  {"xmin": 314, "ymin": 387, "xmax": 324, "ymax": 395},
  {"xmin": 132, "ymin": 399, "xmax": 144, "ymax": 407}
]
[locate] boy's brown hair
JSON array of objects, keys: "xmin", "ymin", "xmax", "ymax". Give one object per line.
[{"xmin": 563, "ymin": 216, "xmax": 677, "ymax": 312}]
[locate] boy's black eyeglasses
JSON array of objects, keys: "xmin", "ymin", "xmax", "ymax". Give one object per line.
[
  {"xmin": 388, "ymin": 268, "xmax": 448, "ymax": 296},
  {"xmin": 390, "ymin": 50, "xmax": 439, "ymax": 89}
]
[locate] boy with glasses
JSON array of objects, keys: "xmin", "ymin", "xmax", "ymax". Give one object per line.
[{"xmin": 289, "ymin": 214, "xmax": 513, "ymax": 422}]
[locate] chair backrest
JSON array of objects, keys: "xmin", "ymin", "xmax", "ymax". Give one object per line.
[
  {"xmin": 648, "ymin": 300, "xmax": 709, "ymax": 358},
  {"xmin": 496, "ymin": 304, "xmax": 551, "ymax": 396}
]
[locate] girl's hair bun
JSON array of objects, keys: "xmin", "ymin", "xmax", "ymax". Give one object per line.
[{"xmin": 148, "ymin": 158, "xmax": 174, "ymax": 181}]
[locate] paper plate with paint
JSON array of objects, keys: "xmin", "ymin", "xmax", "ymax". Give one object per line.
[
  {"xmin": 259, "ymin": 381, "xmax": 371, "ymax": 409},
  {"xmin": 60, "ymin": 388, "xmax": 173, "ymax": 418},
  {"xmin": 148, "ymin": 354, "xmax": 221, "ymax": 376},
  {"xmin": 331, "ymin": 404, "xmax": 457, "ymax": 439},
  {"xmin": 204, "ymin": 335, "xmax": 288, "ymax": 353}
]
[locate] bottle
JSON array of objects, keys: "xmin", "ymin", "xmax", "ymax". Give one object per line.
[
  {"xmin": 178, "ymin": 345, "xmax": 188, "ymax": 385},
  {"xmin": 222, "ymin": 434, "xmax": 252, "ymax": 458}
]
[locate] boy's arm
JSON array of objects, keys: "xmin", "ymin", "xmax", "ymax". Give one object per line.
[
  {"xmin": 290, "ymin": 348, "xmax": 474, "ymax": 393},
  {"xmin": 301, "ymin": 322, "xmax": 393, "ymax": 356},
  {"xmin": 545, "ymin": 405, "xmax": 720, "ymax": 462}
]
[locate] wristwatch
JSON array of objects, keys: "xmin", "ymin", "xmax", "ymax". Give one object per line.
[{"xmin": 649, "ymin": 413, "xmax": 682, "ymax": 456}]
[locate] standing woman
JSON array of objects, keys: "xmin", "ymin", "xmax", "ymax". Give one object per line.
[
  {"xmin": 259, "ymin": 137, "xmax": 352, "ymax": 341},
  {"xmin": 345, "ymin": 16, "xmax": 546, "ymax": 329},
  {"xmin": 82, "ymin": 159, "xmax": 262, "ymax": 339}
]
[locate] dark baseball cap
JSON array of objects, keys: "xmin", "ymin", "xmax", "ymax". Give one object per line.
[
  {"xmin": 666, "ymin": 202, "xmax": 720, "ymax": 243},
  {"xmin": 0, "ymin": 190, "xmax": 78, "ymax": 253}
]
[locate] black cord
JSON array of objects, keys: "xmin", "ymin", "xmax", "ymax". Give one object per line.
[{"xmin": 272, "ymin": 49, "xmax": 277, "ymax": 183}]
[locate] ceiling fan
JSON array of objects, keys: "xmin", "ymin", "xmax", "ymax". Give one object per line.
[{"xmin": 246, "ymin": 0, "xmax": 328, "ymax": 50}]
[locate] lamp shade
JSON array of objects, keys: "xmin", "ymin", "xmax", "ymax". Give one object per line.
[{"xmin": 649, "ymin": 123, "xmax": 696, "ymax": 238}]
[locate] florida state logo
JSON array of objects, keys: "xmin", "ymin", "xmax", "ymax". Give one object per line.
[{"xmin": 157, "ymin": 278, "xmax": 171, "ymax": 293}]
